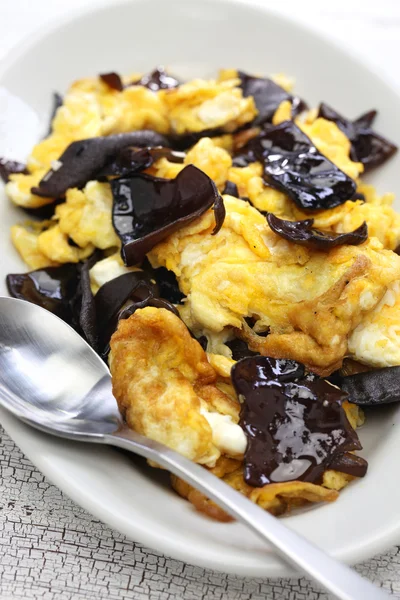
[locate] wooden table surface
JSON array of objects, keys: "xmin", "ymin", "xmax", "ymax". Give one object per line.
[{"xmin": 1, "ymin": 1, "xmax": 400, "ymax": 598}]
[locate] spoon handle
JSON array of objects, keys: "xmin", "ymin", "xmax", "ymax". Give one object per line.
[{"xmin": 108, "ymin": 427, "xmax": 388, "ymax": 600}]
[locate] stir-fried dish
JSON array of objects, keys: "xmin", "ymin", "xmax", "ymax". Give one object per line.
[{"xmin": 3, "ymin": 66, "xmax": 400, "ymax": 520}]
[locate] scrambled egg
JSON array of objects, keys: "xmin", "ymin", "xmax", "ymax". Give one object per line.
[
  {"xmin": 272, "ymin": 100, "xmax": 292, "ymax": 125},
  {"xmin": 10, "ymin": 220, "xmax": 93, "ymax": 268},
  {"xmin": 110, "ymin": 306, "xmax": 364, "ymax": 518},
  {"xmin": 89, "ymin": 252, "xmax": 139, "ymax": 294},
  {"xmin": 11, "ymin": 179, "xmax": 119, "ymax": 267},
  {"xmin": 149, "ymin": 195, "xmax": 400, "ymax": 375},
  {"xmin": 6, "ymin": 171, "xmax": 53, "ymax": 209},
  {"xmin": 348, "ymin": 281, "xmax": 400, "ymax": 367},
  {"xmin": 151, "ymin": 137, "xmax": 232, "ymax": 189},
  {"xmin": 37, "ymin": 224, "xmax": 94, "ymax": 264},
  {"xmin": 68, "ymin": 75, "xmax": 170, "ymax": 135},
  {"xmin": 109, "ymin": 307, "xmax": 242, "ymax": 467},
  {"xmin": 57, "ymin": 181, "xmax": 119, "ymax": 250},
  {"xmin": 164, "ymin": 77, "xmax": 257, "ymax": 134},
  {"xmin": 10, "ymin": 222, "xmax": 58, "ymax": 270}
]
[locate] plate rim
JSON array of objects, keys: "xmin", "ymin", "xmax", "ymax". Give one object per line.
[
  {"xmin": 1, "ymin": 0, "xmax": 400, "ymax": 577},
  {"xmin": 1, "ymin": 0, "xmax": 399, "ymax": 97}
]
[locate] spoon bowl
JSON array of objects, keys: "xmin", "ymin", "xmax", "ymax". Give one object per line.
[{"xmin": 0, "ymin": 296, "xmax": 121, "ymax": 438}]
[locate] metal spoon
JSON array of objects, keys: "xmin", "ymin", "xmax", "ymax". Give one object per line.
[{"xmin": 0, "ymin": 296, "xmax": 388, "ymax": 600}]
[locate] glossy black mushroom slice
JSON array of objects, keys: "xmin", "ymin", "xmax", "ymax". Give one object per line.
[
  {"xmin": 247, "ymin": 120, "xmax": 357, "ymax": 211},
  {"xmin": 231, "ymin": 150, "xmax": 257, "ymax": 168},
  {"xmin": 118, "ymin": 296, "xmax": 179, "ymax": 321},
  {"xmin": 318, "ymin": 103, "xmax": 398, "ymax": 172},
  {"xmin": 328, "ymin": 453, "xmax": 370, "ymax": 478},
  {"xmin": 20, "ymin": 198, "xmax": 64, "ymax": 220},
  {"xmin": 100, "ymin": 67, "xmax": 180, "ymax": 92},
  {"xmin": 111, "ymin": 164, "xmax": 225, "ymax": 266},
  {"xmin": 336, "ymin": 367, "xmax": 400, "ymax": 406},
  {"xmin": 226, "ymin": 338, "xmax": 259, "ymax": 361},
  {"xmin": 267, "ymin": 213, "xmax": 368, "ymax": 250},
  {"xmin": 351, "ymin": 191, "xmax": 366, "ymax": 202},
  {"xmin": 100, "ymin": 72, "xmax": 124, "ymax": 91},
  {"xmin": 143, "ymin": 264, "xmax": 185, "ymax": 304},
  {"xmin": 222, "ymin": 180, "xmax": 240, "ymax": 198},
  {"xmin": 77, "ymin": 252, "xmax": 103, "ymax": 350},
  {"xmin": 31, "ymin": 131, "xmax": 171, "ymax": 198},
  {"xmin": 238, "ymin": 71, "xmax": 307, "ymax": 126},
  {"xmin": 97, "ymin": 147, "xmax": 154, "ymax": 178},
  {"xmin": 169, "ymin": 127, "xmax": 226, "ymax": 151},
  {"xmin": 231, "ymin": 356, "xmax": 367, "ymax": 487},
  {"xmin": 132, "ymin": 66, "xmax": 180, "ymax": 91},
  {"xmin": 98, "ymin": 146, "xmax": 185, "ymax": 178},
  {"xmin": 96, "ymin": 271, "xmax": 179, "ymax": 359},
  {"xmin": 6, "ymin": 264, "xmax": 81, "ymax": 327},
  {"xmin": 0, "ymin": 158, "xmax": 28, "ymax": 183},
  {"xmin": 111, "ymin": 296, "xmax": 180, "ymax": 361},
  {"xmin": 94, "ymin": 270, "xmax": 159, "ymax": 354}
]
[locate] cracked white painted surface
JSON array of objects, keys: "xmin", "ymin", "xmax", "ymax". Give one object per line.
[{"xmin": 1, "ymin": 1, "xmax": 400, "ymax": 598}]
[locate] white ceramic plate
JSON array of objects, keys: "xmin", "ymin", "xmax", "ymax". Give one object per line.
[{"xmin": 1, "ymin": 0, "xmax": 400, "ymax": 578}]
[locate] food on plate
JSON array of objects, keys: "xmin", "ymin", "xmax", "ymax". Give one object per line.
[
  {"xmin": 317, "ymin": 103, "xmax": 398, "ymax": 172},
  {"xmin": 231, "ymin": 356, "xmax": 367, "ymax": 487},
  {"xmin": 266, "ymin": 213, "xmax": 368, "ymax": 250},
  {"xmin": 3, "ymin": 65, "xmax": 399, "ymax": 519},
  {"xmin": 237, "ymin": 70, "xmax": 307, "ymax": 125},
  {"xmin": 232, "ymin": 120, "xmax": 357, "ymax": 210},
  {"xmin": 31, "ymin": 131, "xmax": 171, "ymax": 198},
  {"xmin": 148, "ymin": 195, "xmax": 400, "ymax": 375},
  {"xmin": 111, "ymin": 164, "xmax": 225, "ymax": 265},
  {"xmin": 0, "ymin": 158, "xmax": 27, "ymax": 183}
]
